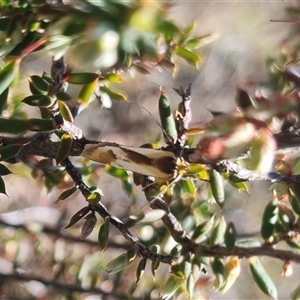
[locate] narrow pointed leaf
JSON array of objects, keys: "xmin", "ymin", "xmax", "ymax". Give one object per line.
[
  {"xmin": 209, "ymin": 218, "xmax": 227, "ymax": 246},
  {"xmin": 64, "ymin": 206, "xmax": 90, "ymax": 229},
  {"xmin": 22, "ymin": 95, "xmax": 43, "ymax": 106},
  {"xmin": 159, "ymin": 87, "xmax": 177, "ymax": 144},
  {"xmin": 0, "ymin": 118, "xmax": 27, "ymax": 134},
  {"xmin": 98, "ymin": 217, "xmax": 110, "ymax": 251},
  {"xmin": 81, "ymin": 213, "xmax": 97, "ymax": 239},
  {"xmin": 55, "ymin": 133, "xmax": 73, "ymax": 165},
  {"xmin": 136, "ymin": 257, "xmax": 147, "ymax": 283},
  {"xmin": 101, "ymin": 86, "xmax": 127, "ymax": 101},
  {"xmin": 210, "ymin": 169, "xmax": 225, "ymax": 207},
  {"xmin": 67, "ymin": 73, "xmax": 99, "ymax": 85},
  {"xmin": 0, "ymin": 87, "xmax": 9, "ymax": 115},
  {"xmin": 0, "ymin": 176, "xmax": 6, "ymax": 195},
  {"xmin": 58, "ymin": 100, "xmax": 73, "ymax": 123},
  {"xmin": 0, "ymin": 164, "xmax": 12, "ymax": 176},
  {"xmin": 0, "ymin": 144, "xmax": 24, "ymax": 161},
  {"xmin": 160, "ymin": 274, "xmax": 184, "ymax": 300},
  {"xmin": 78, "ymin": 79, "xmax": 98, "ymax": 105},
  {"xmin": 106, "ymin": 253, "xmax": 130, "ymax": 275},
  {"xmin": 224, "ymin": 222, "xmax": 236, "ymax": 252},
  {"xmin": 0, "ymin": 60, "xmax": 18, "ymax": 95},
  {"xmin": 175, "ymin": 47, "xmax": 201, "ymax": 67},
  {"xmin": 27, "ymin": 118, "xmax": 56, "ymax": 132},
  {"xmin": 249, "ymin": 257, "xmax": 278, "ymax": 299},
  {"xmin": 55, "ymin": 186, "xmax": 77, "ymax": 202},
  {"xmin": 29, "ymin": 75, "xmax": 49, "ymax": 92}
]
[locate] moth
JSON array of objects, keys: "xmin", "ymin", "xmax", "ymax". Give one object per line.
[{"xmin": 82, "ymin": 142, "xmax": 186, "ymax": 181}]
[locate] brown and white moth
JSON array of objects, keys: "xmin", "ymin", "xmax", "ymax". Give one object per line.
[{"xmin": 82, "ymin": 142, "xmax": 183, "ymax": 180}]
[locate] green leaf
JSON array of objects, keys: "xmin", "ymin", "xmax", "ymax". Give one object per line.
[
  {"xmin": 78, "ymin": 79, "xmax": 98, "ymax": 105},
  {"xmin": 181, "ymin": 179, "xmax": 196, "ymax": 197},
  {"xmin": 64, "ymin": 206, "xmax": 90, "ymax": 229},
  {"xmin": 67, "ymin": 73, "xmax": 99, "ymax": 85},
  {"xmin": 22, "ymin": 95, "xmax": 43, "ymax": 106},
  {"xmin": 105, "ymin": 73, "xmax": 123, "ymax": 83},
  {"xmin": 260, "ymin": 197, "xmax": 279, "ymax": 242},
  {"xmin": 209, "ymin": 217, "xmax": 227, "ymax": 246},
  {"xmin": 0, "ymin": 118, "xmax": 27, "ymax": 134},
  {"xmin": 0, "ymin": 163, "xmax": 12, "ymax": 176},
  {"xmin": 106, "ymin": 253, "xmax": 130, "ymax": 275},
  {"xmin": 160, "ymin": 274, "xmax": 184, "ymax": 300},
  {"xmin": 184, "ymin": 37, "xmax": 204, "ymax": 49},
  {"xmin": 29, "ymin": 75, "xmax": 49, "ymax": 92},
  {"xmin": 236, "ymin": 239, "xmax": 261, "ymax": 248},
  {"xmin": 0, "ymin": 87, "xmax": 9, "ymax": 115},
  {"xmin": 158, "ymin": 87, "xmax": 177, "ymax": 144},
  {"xmin": 38, "ymin": 95, "xmax": 56, "ymax": 107},
  {"xmin": 210, "ymin": 169, "xmax": 225, "ymax": 207},
  {"xmin": 249, "ymin": 257, "xmax": 277, "ymax": 299},
  {"xmin": 55, "ymin": 91, "xmax": 72, "ymax": 102},
  {"xmin": 105, "ymin": 165, "xmax": 128, "ymax": 180},
  {"xmin": 0, "ymin": 176, "xmax": 7, "ymax": 195},
  {"xmin": 87, "ymin": 191, "xmax": 101, "ymax": 203},
  {"xmin": 55, "ymin": 186, "xmax": 77, "ymax": 202},
  {"xmin": 98, "ymin": 217, "xmax": 110, "ymax": 252},
  {"xmin": 291, "ymin": 282, "xmax": 300, "ymax": 300},
  {"xmin": 224, "ymin": 222, "xmax": 236, "ymax": 252},
  {"xmin": 58, "ymin": 101, "xmax": 73, "ymax": 123},
  {"xmin": 175, "ymin": 47, "xmax": 202, "ymax": 67},
  {"xmin": 211, "ymin": 257, "xmax": 225, "ymax": 289},
  {"xmin": 55, "ymin": 133, "xmax": 73, "ymax": 165},
  {"xmin": 0, "ymin": 144, "xmax": 24, "ymax": 161},
  {"xmin": 191, "ymin": 215, "xmax": 215, "ymax": 243},
  {"xmin": 0, "ymin": 60, "xmax": 18, "ymax": 95},
  {"xmin": 101, "ymin": 86, "xmax": 127, "ymax": 101},
  {"xmin": 136, "ymin": 258, "xmax": 147, "ymax": 283},
  {"xmin": 27, "ymin": 118, "xmax": 56, "ymax": 132}
]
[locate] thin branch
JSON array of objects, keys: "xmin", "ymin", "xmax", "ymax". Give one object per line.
[
  {"xmin": 216, "ymin": 160, "xmax": 300, "ymax": 184},
  {"xmin": 186, "ymin": 242, "xmax": 300, "ymax": 264},
  {"xmin": 61, "ymin": 158, "xmax": 174, "ymax": 265},
  {"xmin": 0, "ymin": 272, "xmax": 127, "ymax": 298},
  {"xmin": 0, "ymin": 219, "xmax": 126, "ymax": 249}
]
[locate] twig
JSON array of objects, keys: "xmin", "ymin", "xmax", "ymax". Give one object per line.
[
  {"xmin": 61, "ymin": 158, "xmax": 174, "ymax": 265},
  {"xmin": 186, "ymin": 242, "xmax": 300, "ymax": 264},
  {"xmin": 0, "ymin": 219, "xmax": 126, "ymax": 249},
  {"xmin": 0, "ymin": 272, "xmax": 127, "ymax": 298}
]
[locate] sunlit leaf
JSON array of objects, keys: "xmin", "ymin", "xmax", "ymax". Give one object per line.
[
  {"xmin": 106, "ymin": 253, "xmax": 130, "ymax": 275},
  {"xmin": 58, "ymin": 100, "xmax": 73, "ymax": 122},
  {"xmin": 158, "ymin": 87, "xmax": 177, "ymax": 144},
  {"xmin": 249, "ymin": 256, "xmax": 278, "ymax": 299},
  {"xmin": 55, "ymin": 133, "xmax": 73, "ymax": 165},
  {"xmin": 209, "ymin": 217, "xmax": 227, "ymax": 246},
  {"xmin": 101, "ymin": 86, "xmax": 127, "ymax": 101},
  {"xmin": 160, "ymin": 274, "xmax": 184, "ymax": 300},
  {"xmin": 175, "ymin": 46, "xmax": 201, "ymax": 67},
  {"xmin": 136, "ymin": 257, "xmax": 147, "ymax": 283},
  {"xmin": 210, "ymin": 169, "xmax": 225, "ymax": 207},
  {"xmin": 67, "ymin": 72, "xmax": 99, "ymax": 85}
]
